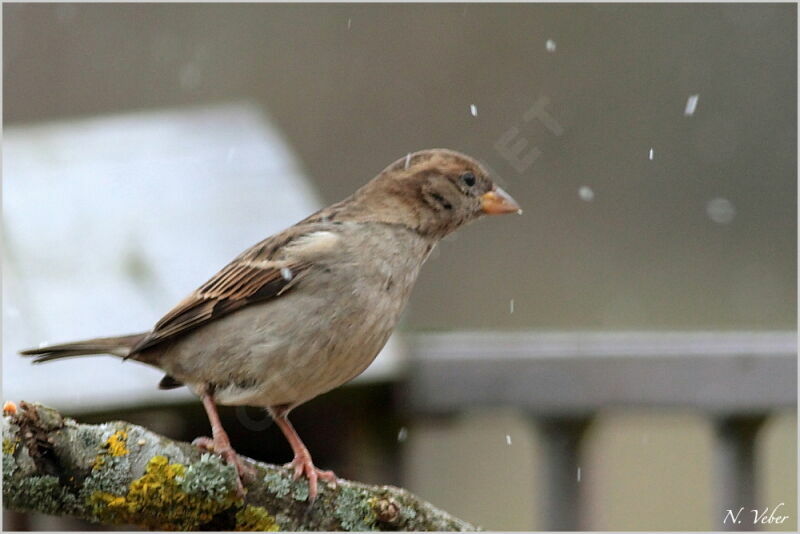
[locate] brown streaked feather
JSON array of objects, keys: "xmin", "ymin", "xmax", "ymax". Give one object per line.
[
  {"xmin": 130, "ymin": 262, "xmax": 308, "ymax": 354},
  {"xmin": 128, "ymin": 224, "xmax": 323, "ymax": 356}
]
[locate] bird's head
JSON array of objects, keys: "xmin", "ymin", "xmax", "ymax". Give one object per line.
[{"xmin": 353, "ymin": 148, "xmax": 521, "ymax": 239}]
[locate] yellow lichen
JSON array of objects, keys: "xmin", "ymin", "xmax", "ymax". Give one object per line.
[
  {"xmin": 235, "ymin": 505, "xmax": 280, "ymax": 531},
  {"xmin": 2, "ymin": 438, "xmax": 17, "ymax": 455},
  {"xmin": 92, "ymin": 455, "xmax": 105, "ymax": 471},
  {"xmin": 88, "ymin": 455, "xmax": 238, "ymax": 530},
  {"xmin": 105, "ymin": 430, "xmax": 129, "ymax": 457}
]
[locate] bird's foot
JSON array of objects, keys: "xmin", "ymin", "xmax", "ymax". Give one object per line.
[
  {"xmin": 284, "ymin": 453, "xmax": 337, "ymax": 501},
  {"xmin": 192, "ymin": 436, "xmax": 255, "ymax": 497},
  {"xmin": 192, "ymin": 435, "xmax": 216, "ymax": 452}
]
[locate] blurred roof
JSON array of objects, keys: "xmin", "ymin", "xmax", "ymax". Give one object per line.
[{"xmin": 3, "ymin": 102, "xmax": 403, "ymax": 413}]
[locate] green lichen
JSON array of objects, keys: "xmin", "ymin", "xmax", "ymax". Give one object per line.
[
  {"xmin": 235, "ymin": 505, "xmax": 280, "ymax": 531},
  {"xmin": 3, "ymin": 438, "xmax": 18, "ymax": 455},
  {"xmin": 179, "ymin": 452, "xmax": 238, "ymax": 502},
  {"xmin": 334, "ymin": 486, "xmax": 378, "ymax": 531},
  {"xmin": 264, "ymin": 469, "xmax": 313, "ymax": 501},
  {"xmin": 83, "ymin": 456, "xmax": 131, "ymax": 497},
  {"xmin": 83, "ymin": 426, "xmax": 138, "ymax": 496},
  {"xmin": 5, "ymin": 474, "xmax": 80, "ymax": 516},
  {"xmin": 3, "ymin": 452, "xmax": 17, "ymax": 478},
  {"xmin": 77, "ymin": 425, "xmax": 100, "ymax": 449},
  {"xmin": 87, "ymin": 455, "xmax": 239, "ymax": 530},
  {"xmin": 400, "ymin": 505, "xmax": 417, "ymax": 522},
  {"xmin": 85, "ymin": 451, "xmax": 132, "ymax": 496},
  {"xmin": 292, "ymin": 479, "xmax": 310, "ymax": 501},
  {"xmin": 264, "ymin": 471, "xmax": 292, "ymax": 498}
]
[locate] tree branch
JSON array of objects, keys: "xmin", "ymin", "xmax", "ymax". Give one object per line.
[{"xmin": 3, "ymin": 402, "xmax": 478, "ymax": 531}]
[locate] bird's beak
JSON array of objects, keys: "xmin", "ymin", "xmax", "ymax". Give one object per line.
[{"xmin": 480, "ymin": 186, "xmax": 522, "ymax": 215}]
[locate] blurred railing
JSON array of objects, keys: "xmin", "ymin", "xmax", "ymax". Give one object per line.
[{"xmin": 405, "ymin": 331, "xmax": 797, "ymax": 531}]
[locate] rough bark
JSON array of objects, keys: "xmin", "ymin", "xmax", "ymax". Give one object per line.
[{"xmin": 2, "ymin": 402, "xmax": 478, "ymax": 531}]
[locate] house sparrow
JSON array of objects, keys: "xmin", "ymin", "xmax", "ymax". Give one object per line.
[{"xmin": 21, "ymin": 148, "xmax": 521, "ymax": 500}]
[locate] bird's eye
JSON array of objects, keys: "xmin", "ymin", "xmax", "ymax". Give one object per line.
[{"xmin": 461, "ymin": 172, "xmax": 476, "ymax": 187}]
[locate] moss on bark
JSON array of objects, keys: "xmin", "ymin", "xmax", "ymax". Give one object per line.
[{"xmin": 3, "ymin": 402, "xmax": 477, "ymax": 531}]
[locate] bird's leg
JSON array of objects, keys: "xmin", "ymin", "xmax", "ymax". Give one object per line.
[
  {"xmin": 195, "ymin": 388, "xmax": 254, "ymax": 496},
  {"xmin": 271, "ymin": 405, "xmax": 337, "ymax": 501}
]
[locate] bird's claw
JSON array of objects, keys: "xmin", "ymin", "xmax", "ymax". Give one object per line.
[
  {"xmin": 284, "ymin": 455, "xmax": 337, "ymax": 501},
  {"xmin": 192, "ymin": 436, "xmax": 215, "ymax": 452},
  {"xmin": 192, "ymin": 435, "xmax": 255, "ymax": 497}
]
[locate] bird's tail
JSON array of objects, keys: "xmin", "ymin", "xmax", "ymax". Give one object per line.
[{"xmin": 19, "ymin": 333, "xmax": 148, "ymax": 363}]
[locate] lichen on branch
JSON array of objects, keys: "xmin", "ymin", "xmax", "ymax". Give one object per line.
[{"xmin": 2, "ymin": 402, "xmax": 478, "ymax": 531}]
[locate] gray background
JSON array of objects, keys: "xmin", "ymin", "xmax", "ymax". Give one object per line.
[{"xmin": 5, "ymin": 3, "xmax": 796, "ymax": 331}]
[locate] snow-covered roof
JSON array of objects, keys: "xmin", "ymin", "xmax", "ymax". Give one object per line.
[{"xmin": 3, "ymin": 102, "xmax": 403, "ymax": 413}]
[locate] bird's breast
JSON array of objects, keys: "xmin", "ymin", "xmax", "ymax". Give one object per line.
[{"xmin": 168, "ymin": 223, "xmax": 434, "ymax": 408}]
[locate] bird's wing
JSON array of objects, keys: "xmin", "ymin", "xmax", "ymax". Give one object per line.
[{"xmin": 129, "ymin": 224, "xmax": 336, "ymax": 355}]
